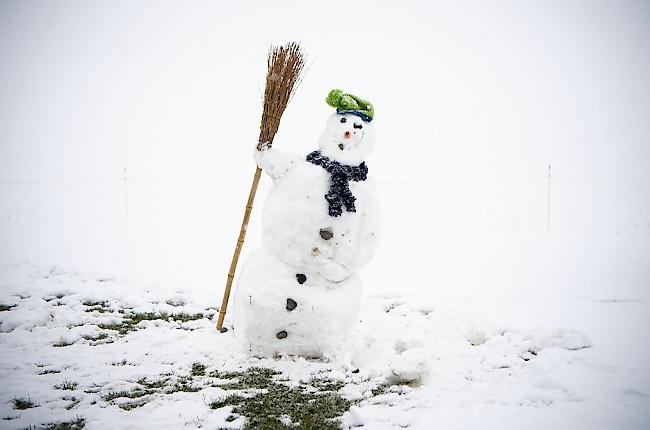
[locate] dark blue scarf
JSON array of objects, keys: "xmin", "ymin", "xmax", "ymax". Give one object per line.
[{"xmin": 306, "ymin": 150, "xmax": 368, "ymax": 217}]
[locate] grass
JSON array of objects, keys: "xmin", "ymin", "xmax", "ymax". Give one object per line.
[
  {"xmin": 118, "ymin": 399, "xmax": 150, "ymax": 411},
  {"xmin": 170, "ymin": 376, "xmax": 201, "ymax": 393},
  {"xmin": 110, "ymin": 359, "xmax": 135, "ymax": 366},
  {"xmin": 103, "ymin": 373, "xmax": 201, "ymax": 409},
  {"xmin": 12, "ymin": 396, "xmax": 38, "ymax": 410},
  {"xmin": 165, "ymin": 299, "xmax": 186, "ymax": 307},
  {"xmin": 135, "ymin": 375, "xmax": 200, "ymax": 393},
  {"xmin": 82, "ymin": 300, "xmax": 108, "ymax": 308},
  {"xmin": 82, "ymin": 333, "xmax": 109, "ymax": 343},
  {"xmin": 209, "ymin": 394, "xmax": 248, "ymax": 410},
  {"xmin": 209, "ymin": 367, "xmax": 351, "ymax": 430},
  {"xmin": 43, "ymin": 417, "xmax": 85, "ymax": 429},
  {"xmin": 191, "ymin": 362, "xmax": 206, "ymax": 377},
  {"xmin": 54, "ymin": 380, "xmax": 79, "ymax": 391},
  {"xmin": 371, "ymin": 385, "xmax": 388, "ymax": 396},
  {"xmin": 97, "ymin": 311, "xmax": 210, "ymax": 336},
  {"xmin": 209, "ymin": 367, "xmax": 279, "ymax": 390},
  {"xmin": 96, "ymin": 322, "xmax": 131, "ymax": 335},
  {"xmin": 52, "ymin": 340, "xmax": 75, "ymax": 348},
  {"xmin": 83, "ymin": 301, "xmax": 111, "ymax": 314},
  {"xmin": 43, "ymin": 292, "xmax": 67, "ymax": 301},
  {"xmin": 64, "ymin": 396, "xmax": 81, "ymax": 410},
  {"xmin": 97, "ymin": 364, "xmax": 345, "ymax": 428},
  {"xmin": 39, "ymin": 369, "xmax": 61, "ymax": 375},
  {"xmin": 306, "ymin": 377, "xmax": 345, "ymax": 392},
  {"xmin": 103, "ymin": 388, "xmax": 153, "ymax": 402}
]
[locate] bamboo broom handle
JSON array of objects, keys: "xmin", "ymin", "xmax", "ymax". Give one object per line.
[{"xmin": 216, "ymin": 166, "xmax": 263, "ymax": 331}]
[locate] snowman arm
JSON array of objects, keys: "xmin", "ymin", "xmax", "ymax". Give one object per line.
[{"xmin": 254, "ymin": 145, "xmax": 302, "ymax": 180}]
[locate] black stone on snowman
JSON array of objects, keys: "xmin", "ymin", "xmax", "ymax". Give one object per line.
[{"xmin": 306, "ymin": 150, "xmax": 368, "ymax": 217}]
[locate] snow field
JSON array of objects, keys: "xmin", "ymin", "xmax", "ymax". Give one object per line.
[{"xmin": 2, "ymin": 256, "xmax": 648, "ymax": 428}]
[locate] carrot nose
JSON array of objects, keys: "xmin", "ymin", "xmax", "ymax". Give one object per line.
[{"xmin": 344, "ymin": 131, "xmax": 351, "ymax": 139}]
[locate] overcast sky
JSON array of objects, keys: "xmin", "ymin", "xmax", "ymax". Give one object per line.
[{"xmin": 1, "ymin": 0, "xmax": 649, "ymax": 184}]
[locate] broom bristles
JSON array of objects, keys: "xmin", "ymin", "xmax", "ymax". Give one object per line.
[{"xmin": 258, "ymin": 42, "xmax": 306, "ymax": 149}]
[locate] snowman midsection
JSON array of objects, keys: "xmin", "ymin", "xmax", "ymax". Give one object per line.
[
  {"xmin": 262, "ymin": 212, "xmax": 378, "ymax": 280},
  {"xmin": 262, "ymin": 162, "xmax": 379, "ymax": 277},
  {"xmin": 234, "ymin": 249, "xmax": 363, "ymax": 297}
]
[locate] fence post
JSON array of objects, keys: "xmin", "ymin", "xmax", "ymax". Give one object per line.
[
  {"xmin": 123, "ymin": 168, "xmax": 128, "ymax": 221},
  {"xmin": 547, "ymin": 165, "xmax": 551, "ymax": 232}
]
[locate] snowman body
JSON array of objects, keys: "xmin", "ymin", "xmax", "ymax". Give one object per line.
[
  {"xmin": 233, "ymin": 111, "xmax": 379, "ymax": 358},
  {"xmin": 233, "ymin": 247, "xmax": 362, "ymax": 358},
  {"xmin": 263, "ymin": 161, "xmax": 380, "ymax": 282}
]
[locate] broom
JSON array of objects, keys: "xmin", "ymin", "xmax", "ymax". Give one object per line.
[{"xmin": 216, "ymin": 42, "xmax": 306, "ymax": 332}]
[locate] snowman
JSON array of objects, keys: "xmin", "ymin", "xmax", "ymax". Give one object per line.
[{"xmin": 233, "ymin": 89, "xmax": 380, "ymax": 358}]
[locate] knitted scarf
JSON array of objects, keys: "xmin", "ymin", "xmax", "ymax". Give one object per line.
[{"xmin": 306, "ymin": 150, "xmax": 368, "ymax": 217}]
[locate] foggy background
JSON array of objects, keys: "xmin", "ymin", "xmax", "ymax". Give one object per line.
[{"xmin": 1, "ymin": 0, "xmax": 649, "ymax": 300}]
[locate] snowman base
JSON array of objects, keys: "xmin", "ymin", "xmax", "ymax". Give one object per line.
[{"xmin": 233, "ymin": 248, "xmax": 362, "ymax": 358}]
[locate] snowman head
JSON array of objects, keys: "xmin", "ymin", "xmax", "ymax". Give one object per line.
[{"xmin": 318, "ymin": 112, "xmax": 376, "ymax": 165}]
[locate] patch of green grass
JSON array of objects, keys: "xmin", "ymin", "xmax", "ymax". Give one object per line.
[
  {"xmin": 169, "ymin": 376, "xmax": 201, "ymax": 393},
  {"xmin": 64, "ymin": 396, "xmax": 81, "ymax": 410},
  {"xmin": 12, "ymin": 396, "xmax": 37, "ymax": 410},
  {"xmin": 97, "ymin": 322, "xmax": 131, "ymax": 335},
  {"xmin": 118, "ymin": 399, "xmax": 150, "ymax": 410},
  {"xmin": 137, "ymin": 377, "xmax": 170, "ymax": 390},
  {"xmin": 52, "ymin": 340, "xmax": 75, "ymax": 348},
  {"xmin": 43, "ymin": 292, "xmax": 65, "ymax": 301},
  {"xmin": 127, "ymin": 311, "xmax": 168, "ymax": 324},
  {"xmin": 209, "ymin": 367, "xmax": 350, "ymax": 430},
  {"xmin": 165, "ymin": 299, "xmax": 185, "ymax": 307},
  {"xmin": 103, "ymin": 389, "xmax": 151, "ymax": 402},
  {"xmin": 137, "ymin": 373, "xmax": 201, "ymax": 394},
  {"xmin": 210, "ymin": 394, "xmax": 248, "ymax": 410},
  {"xmin": 210, "ymin": 367, "xmax": 279, "ymax": 390},
  {"xmin": 306, "ymin": 377, "xmax": 345, "ymax": 392},
  {"xmin": 84, "ymin": 303, "xmax": 111, "ymax": 314},
  {"xmin": 104, "ymin": 373, "xmax": 202, "ymax": 410},
  {"xmin": 42, "ymin": 417, "xmax": 85, "ymax": 429},
  {"xmin": 371, "ymin": 385, "xmax": 387, "ymax": 396},
  {"xmin": 82, "ymin": 333, "xmax": 109, "ymax": 342},
  {"xmin": 191, "ymin": 362, "xmax": 206, "ymax": 377},
  {"xmin": 110, "ymin": 359, "xmax": 134, "ymax": 366},
  {"xmin": 0, "ymin": 304, "xmax": 17, "ymax": 312},
  {"xmin": 97, "ymin": 311, "xmax": 209, "ymax": 336},
  {"xmin": 82, "ymin": 300, "xmax": 108, "ymax": 307},
  {"xmin": 54, "ymin": 380, "xmax": 78, "ymax": 391}
]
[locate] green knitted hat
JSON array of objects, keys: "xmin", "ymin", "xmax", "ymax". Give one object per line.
[{"xmin": 326, "ymin": 89, "xmax": 374, "ymax": 122}]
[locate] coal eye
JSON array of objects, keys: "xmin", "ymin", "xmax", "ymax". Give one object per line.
[
  {"xmin": 340, "ymin": 117, "xmax": 347, "ymax": 123},
  {"xmin": 353, "ymin": 123, "xmax": 363, "ymax": 129}
]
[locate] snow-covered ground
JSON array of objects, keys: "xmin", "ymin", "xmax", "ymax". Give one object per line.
[
  {"xmin": 1, "ymin": 181, "xmax": 649, "ymax": 429},
  {"xmin": 2, "ymin": 1, "xmax": 650, "ymax": 428},
  {"xmin": 1, "ymin": 249, "xmax": 648, "ymax": 429}
]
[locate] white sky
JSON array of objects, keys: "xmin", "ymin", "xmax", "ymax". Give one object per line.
[{"xmin": 1, "ymin": 0, "xmax": 649, "ymax": 184}]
